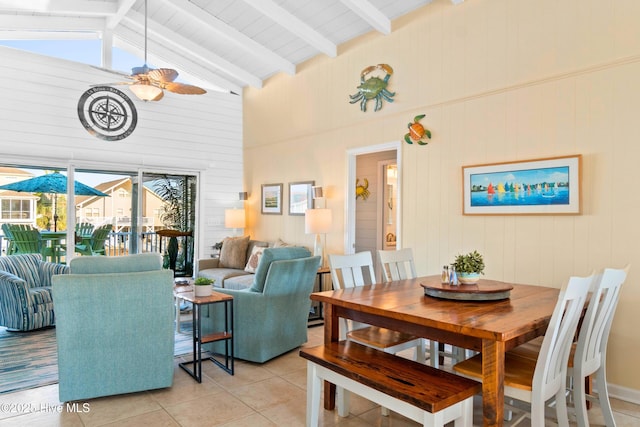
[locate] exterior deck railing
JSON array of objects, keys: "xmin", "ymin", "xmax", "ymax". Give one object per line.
[{"xmin": 1, "ymin": 231, "xmax": 189, "ymax": 265}]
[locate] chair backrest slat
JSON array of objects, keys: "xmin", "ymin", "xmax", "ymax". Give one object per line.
[
  {"xmin": 378, "ymin": 248, "xmax": 417, "ymax": 281},
  {"xmin": 75, "ymin": 222, "xmax": 95, "ymax": 237},
  {"xmin": 329, "ymin": 252, "xmax": 375, "ymax": 289},
  {"xmin": 329, "ymin": 252, "xmax": 376, "ymax": 340},
  {"xmin": 532, "ymin": 274, "xmax": 591, "ymax": 404},
  {"xmin": 90, "ymin": 225, "xmax": 112, "ymax": 252},
  {"xmin": 576, "ymin": 266, "xmax": 628, "ymax": 374},
  {"xmin": 10, "ymin": 226, "xmax": 43, "ymax": 254}
]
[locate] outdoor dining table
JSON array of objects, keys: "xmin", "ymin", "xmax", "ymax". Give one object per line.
[
  {"xmin": 40, "ymin": 231, "xmax": 67, "ymax": 263},
  {"xmin": 310, "ymin": 275, "xmax": 560, "ymax": 427}
]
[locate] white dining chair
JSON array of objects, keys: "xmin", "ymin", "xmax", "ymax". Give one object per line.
[
  {"xmin": 329, "ymin": 251, "xmax": 426, "ymax": 362},
  {"xmin": 508, "ymin": 267, "xmax": 628, "ymax": 427},
  {"xmin": 378, "ymin": 248, "xmax": 459, "ymax": 368},
  {"xmin": 571, "ymin": 266, "xmax": 627, "ymax": 427},
  {"xmin": 329, "ymin": 251, "xmax": 427, "ymax": 417},
  {"xmin": 453, "ymin": 273, "xmax": 592, "ymax": 427}
]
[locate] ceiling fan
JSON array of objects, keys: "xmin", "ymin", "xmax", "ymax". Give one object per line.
[{"xmin": 94, "ymin": 0, "xmax": 206, "ymax": 101}]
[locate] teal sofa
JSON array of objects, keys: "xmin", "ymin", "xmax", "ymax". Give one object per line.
[
  {"xmin": 52, "ymin": 253, "xmax": 174, "ymax": 402},
  {"xmin": 202, "ymin": 247, "xmax": 321, "ymax": 363},
  {"xmin": 0, "ymin": 253, "xmax": 69, "ymax": 331}
]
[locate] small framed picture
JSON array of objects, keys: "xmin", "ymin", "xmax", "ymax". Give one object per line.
[
  {"xmin": 462, "ymin": 155, "xmax": 582, "ymax": 215},
  {"xmin": 289, "ymin": 181, "xmax": 315, "ymax": 215},
  {"xmin": 261, "ymin": 183, "xmax": 283, "ymax": 215}
]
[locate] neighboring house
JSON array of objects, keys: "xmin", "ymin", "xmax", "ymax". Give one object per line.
[
  {"xmin": 75, "ymin": 177, "xmax": 164, "ymax": 232},
  {"xmin": 0, "ymin": 167, "xmax": 38, "ymax": 227}
]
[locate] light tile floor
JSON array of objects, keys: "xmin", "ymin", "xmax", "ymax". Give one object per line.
[{"xmin": 0, "ymin": 326, "xmax": 638, "ymax": 426}]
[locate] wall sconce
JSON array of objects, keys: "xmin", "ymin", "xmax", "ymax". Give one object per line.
[
  {"xmin": 305, "ymin": 208, "xmax": 332, "ymax": 267},
  {"xmin": 312, "ymin": 186, "xmax": 325, "ymax": 208},
  {"xmin": 312, "ymin": 186, "xmax": 323, "ymax": 199}
]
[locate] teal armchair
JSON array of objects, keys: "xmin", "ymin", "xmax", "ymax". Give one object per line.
[
  {"xmin": 203, "ymin": 247, "xmax": 321, "ymax": 363},
  {"xmin": 52, "ymin": 253, "xmax": 174, "ymax": 402}
]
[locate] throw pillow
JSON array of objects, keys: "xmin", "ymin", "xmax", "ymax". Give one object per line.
[
  {"xmin": 244, "ymin": 245, "xmax": 266, "ymax": 273},
  {"xmin": 273, "ymin": 238, "xmax": 292, "ymax": 247},
  {"xmin": 219, "ymin": 235, "xmax": 250, "ymax": 269}
]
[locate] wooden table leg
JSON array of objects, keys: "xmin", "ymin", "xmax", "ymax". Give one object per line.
[
  {"xmin": 323, "ymin": 303, "xmax": 338, "ymax": 410},
  {"xmin": 482, "ymin": 339, "xmax": 505, "ymax": 426}
]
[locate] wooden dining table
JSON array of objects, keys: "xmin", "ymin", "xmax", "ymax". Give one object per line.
[{"xmin": 310, "ymin": 275, "xmax": 560, "ymax": 427}]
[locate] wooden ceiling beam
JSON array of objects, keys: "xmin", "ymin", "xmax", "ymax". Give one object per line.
[
  {"xmin": 157, "ymin": 0, "xmax": 295, "ymax": 76},
  {"xmin": 339, "ymin": 0, "xmax": 390, "ymax": 35},
  {"xmin": 242, "ymin": 0, "xmax": 337, "ymax": 58}
]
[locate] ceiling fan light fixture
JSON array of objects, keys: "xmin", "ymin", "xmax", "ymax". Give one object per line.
[{"xmin": 129, "ymin": 83, "xmax": 163, "ymax": 101}]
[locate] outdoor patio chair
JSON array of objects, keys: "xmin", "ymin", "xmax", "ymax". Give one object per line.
[
  {"xmin": 1, "ymin": 223, "xmax": 18, "ymax": 254},
  {"xmin": 9, "ymin": 225, "xmax": 43, "ymax": 255},
  {"xmin": 74, "ymin": 222, "xmax": 94, "ymax": 238},
  {"xmin": 74, "ymin": 224, "xmax": 112, "ymax": 256}
]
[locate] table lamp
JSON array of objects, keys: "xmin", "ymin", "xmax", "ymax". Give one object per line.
[
  {"xmin": 305, "ymin": 208, "xmax": 332, "ymax": 266},
  {"xmin": 224, "ymin": 208, "xmax": 246, "ymax": 236}
]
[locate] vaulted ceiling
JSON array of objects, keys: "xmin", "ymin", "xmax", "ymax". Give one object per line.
[{"xmin": 0, "ymin": 0, "xmax": 464, "ymax": 94}]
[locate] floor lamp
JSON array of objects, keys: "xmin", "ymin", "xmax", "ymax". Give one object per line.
[{"xmin": 305, "ymin": 208, "xmax": 332, "ymax": 267}]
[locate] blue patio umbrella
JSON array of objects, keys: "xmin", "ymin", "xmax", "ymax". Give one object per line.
[{"xmin": 0, "ymin": 172, "xmax": 108, "ymax": 231}]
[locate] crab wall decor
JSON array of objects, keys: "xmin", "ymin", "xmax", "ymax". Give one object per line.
[
  {"xmin": 356, "ymin": 178, "xmax": 370, "ymax": 200},
  {"xmin": 349, "ymin": 64, "xmax": 395, "ymax": 112},
  {"xmin": 404, "ymin": 114, "xmax": 432, "ymax": 145}
]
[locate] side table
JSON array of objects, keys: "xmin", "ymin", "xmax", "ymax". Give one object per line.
[
  {"xmin": 308, "ymin": 267, "xmax": 331, "ymax": 327},
  {"xmin": 174, "ymin": 289, "xmax": 234, "ymax": 381}
]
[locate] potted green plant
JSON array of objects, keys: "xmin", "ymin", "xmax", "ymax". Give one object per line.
[
  {"xmin": 193, "ymin": 277, "xmax": 214, "ymax": 297},
  {"xmin": 452, "ymin": 250, "xmax": 485, "ymax": 284}
]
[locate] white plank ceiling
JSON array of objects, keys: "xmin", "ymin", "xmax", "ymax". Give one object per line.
[{"xmin": 0, "ymin": 0, "xmax": 463, "ymax": 94}]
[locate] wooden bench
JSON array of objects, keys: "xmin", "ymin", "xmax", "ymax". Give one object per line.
[{"xmin": 300, "ymin": 341, "xmax": 481, "ymax": 427}]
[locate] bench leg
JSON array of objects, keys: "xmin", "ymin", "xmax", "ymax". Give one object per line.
[
  {"xmin": 337, "ymin": 386, "xmax": 350, "ymax": 417},
  {"xmin": 453, "ymin": 396, "xmax": 474, "ymax": 427},
  {"xmin": 306, "ymin": 362, "xmax": 321, "ymax": 427}
]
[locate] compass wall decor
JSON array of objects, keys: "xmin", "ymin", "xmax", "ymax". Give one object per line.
[{"xmin": 77, "ymin": 86, "xmax": 137, "ymax": 141}]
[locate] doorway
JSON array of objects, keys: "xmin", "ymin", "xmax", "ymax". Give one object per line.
[{"xmin": 346, "ymin": 141, "xmax": 401, "ymax": 280}]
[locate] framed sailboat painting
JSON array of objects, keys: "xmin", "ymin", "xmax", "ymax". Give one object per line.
[{"xmin": 462, "ymin": 155, "xmax": 582, "ymax": 215}]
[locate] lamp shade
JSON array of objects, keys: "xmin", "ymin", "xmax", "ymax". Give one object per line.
[
  {"xmin": 129, "ymin": 83, "xmax": 163, "ymax": 101},
  {"xmin": 305, "ymin": 208, "xmax": 332, "ymax": 234},
  {"xmin": 225, "ymin": 208, "xmax": 246, "ymax": 229}
]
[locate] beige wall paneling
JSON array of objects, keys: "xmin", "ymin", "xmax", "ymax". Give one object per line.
[{"xmin": 243, "ymin": 0, "xmax": 640, "ymax": 394}]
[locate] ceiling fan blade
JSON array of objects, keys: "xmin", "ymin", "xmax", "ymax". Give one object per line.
[
  {"xmin": 148, "ymin": 68, "xmax": 179, "ymax": 83},
  {"xmin": 162, "ymin": 82, "xmax": 207, "ymax": 95}
]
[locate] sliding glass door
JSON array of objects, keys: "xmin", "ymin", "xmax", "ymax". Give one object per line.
[
  {"xmin": 142, "ymin": 172, "xmax": 197, "ymax": 276},
  {"xmin": 1, "ymin": 164, "xmax": 197, "ymax": 274}
]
